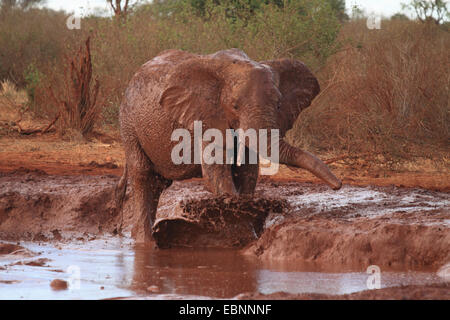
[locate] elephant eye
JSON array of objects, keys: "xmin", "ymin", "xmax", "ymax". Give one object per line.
[
  {"xmin": 233, "ymin": 104, "xmax": 239, "ymax": 110},
  {"xmin": 276, "ymin": 101, "xmax": 281, "ymax": 110}
]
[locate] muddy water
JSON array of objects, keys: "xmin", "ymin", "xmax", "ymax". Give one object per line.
[
  {"xmin": 0, "ymin": 237, "xmax": 447, "ymax": 300},
  {"xmin": 0, "ymin": 173, "xmax": 449, "ymax": 299}
]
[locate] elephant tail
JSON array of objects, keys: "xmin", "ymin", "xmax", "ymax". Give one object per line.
[{"xmin": 114, "ymin": 164, "xmax": 128, "ymax": 232}]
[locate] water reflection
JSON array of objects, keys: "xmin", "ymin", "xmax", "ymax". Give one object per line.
[
  {"xmin": 130, "ymin": 245, "xmax": 259, "ymax": 298},
  {"xmin": 257, "ymin": 270, "xmax": 368, "ymax": 295},
  {"xmin": 0, "ymin": 239, "xmax": 447, "ymax": 300}
]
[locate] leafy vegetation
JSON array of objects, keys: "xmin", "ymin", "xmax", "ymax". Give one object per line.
[{"xmin": 0, "ymin": 0, "xmax": 448, "ymax": 160}]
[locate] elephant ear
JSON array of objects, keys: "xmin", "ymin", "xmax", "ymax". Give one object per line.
[
  {"xmin": 159, "ymin": 59, "xmax": 228, "ymax": 132},
  {"xmin": 260, "ymin": 59, "xmax": 320, "ymax": 134}
]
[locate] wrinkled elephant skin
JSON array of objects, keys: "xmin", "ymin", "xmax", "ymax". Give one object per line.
[{"xmin": 115, "ymin": 49, "xmax": 342, "ymax": 243}]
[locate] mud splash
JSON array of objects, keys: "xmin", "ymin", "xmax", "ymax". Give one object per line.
[{"xmin": 153, "ymin": 192, "xmax": 288, "ymax": 248}]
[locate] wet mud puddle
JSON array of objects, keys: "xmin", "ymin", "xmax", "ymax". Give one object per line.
[
  {"xmin": 0, "ymin": 174, "xmax": 449, "ymax": 299},
  {"xmin": 0, "ymin": 237, "xmax": 447, "ymax": 300}
]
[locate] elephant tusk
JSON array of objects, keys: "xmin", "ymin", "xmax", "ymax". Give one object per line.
[{"xmin": 236, "ymin": 131, "xmax": 245, "ymax": 166}]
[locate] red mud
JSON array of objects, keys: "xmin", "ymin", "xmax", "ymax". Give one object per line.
[
  {"xmin": 0, "ymin": 172, "xmax": 448, "ymax": 274},
  {"xmin": 263, "ymin": 182, "xmax": 448, "ymax": 267},
  {"xmin": 49, "ymin": 279, "xmax": 68, "ymax": 290},
  {"xmin": 0, "ymin": 243, "xmax": 25, "ymax": 254},
  {"xmin": 153, "ymin": 186, "xmax": 288, "ymax": 248},
  {"xmin": 0, "ymin": 242, "xmax": 35, "ymax": 257},
  {"xmin": 238, "ymin": 283, "xmax": 450, "ymax": 300},
  {"xmin": 0, "ymin": 171, "xmax": 120, "ymax": 241}
]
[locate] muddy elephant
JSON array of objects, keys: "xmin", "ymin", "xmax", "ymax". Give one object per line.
[{"xmin": 116, "ymin": 49, "xmax": 342, "ymax": 242}]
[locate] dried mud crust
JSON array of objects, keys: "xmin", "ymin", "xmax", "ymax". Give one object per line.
[
  {"xmin": 243, "ymin": 181, "xmax": 450, "ymax": 271},
  {"xmin": 0, "ymin": 242, "xmax": 37, "ymax": 264},
  {"xmin": 153, "ymin": 191, "xmax": 288, "ymax": 248},
  {"xmin": 0, "ymin": 242, "xmax": 34, "ymax": 256},
  {"xmin": 0, "ymin": 172, "xmax": 449, "ymax": 271},
  {"xmin": 0, "ymin": 171, "xmax": 122, "ymax": 241},
  {"xmin": 238, "ymin": 283, "xmax": 450, "ymax": 300}
]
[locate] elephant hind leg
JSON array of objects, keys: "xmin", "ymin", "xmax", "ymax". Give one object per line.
[
  {"xmin": 114, "ymin": 163, "xmax": 128, "ymax": 233},
  {"xmin": 124, "ymin": 138, "xmax": 172, "ymax": 243},
  {"xmin": 130, "ymin": 168, "xmax": 171, "ymax": 243}
]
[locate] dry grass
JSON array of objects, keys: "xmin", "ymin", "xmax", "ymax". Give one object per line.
[
  {"xmin": 288, "ymin": 20, "xmax": 450, "ymax": 161},
  {"xmin": 0, "ymin": 80, "xmax": 28, "ymax": 107},
  {"xmin": 0, "ymin": 79, "xmax": 31, "ymax": 134},
  {"xmin": 0, "ymin": 6, "xmax": 448, "ymax": 162}
]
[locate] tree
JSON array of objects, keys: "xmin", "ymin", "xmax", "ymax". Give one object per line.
[
  {"xmin": 0, "ymin": 0, "xmax": 42, "ymax": 9},
  {"xmin": 106, "ymin": 0, "xmax": 142, "ymax": 21},
  {"xmin": 326, "ymin": 0, "xmax": 348, "ymax": 21},
  {"xmin": 149, "ymin": 0, "xmax": 348, "ymax": 23},
  {"xmin": 402, "ymin": 0, "xmax": 449, "ymax": 25},
  {"xmin": 350, "ymin": 3, "xmax": 363, "ymax": 20},
  {"xmin": 391, "ymin": 12, "xmax": 410, "ymax": 21}
]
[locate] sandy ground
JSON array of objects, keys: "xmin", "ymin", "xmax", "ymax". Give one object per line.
[
  {"xmin": 0, "ymin": 132, "xmax": 449, "ymax": 299},
  {"xmin": 0, "ymin": 132, "xmax": 449, "ymax": 191}
]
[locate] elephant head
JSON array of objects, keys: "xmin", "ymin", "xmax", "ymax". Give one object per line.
[{"xmin": 159, "ymin": 49, "xmax": 341, "ymax": 192}]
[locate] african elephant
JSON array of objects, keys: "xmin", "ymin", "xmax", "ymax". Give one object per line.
[{"xmin": 115, "ymin": 49, "xmax": 342, "ymax": 243}]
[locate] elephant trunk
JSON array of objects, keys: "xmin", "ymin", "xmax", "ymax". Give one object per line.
[
  {"xmin": 239, "ymin": 117, "xmax": 342, "ymax": 190},
  {"xmin": 278, "ymin": 140, "xmax": 342, "ymax": 190}
]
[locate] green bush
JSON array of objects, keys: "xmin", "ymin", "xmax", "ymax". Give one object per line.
[{"xmin": 23, "ymin": 62, "xmax": 43, "ymax": 103}]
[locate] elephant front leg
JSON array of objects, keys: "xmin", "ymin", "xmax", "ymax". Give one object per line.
[
  {"xmin": 231, "ymin": 145, "xmax": 259, "ymax": 195},
  {"xmin": 200, "ymin": 139, "xmax": 238, "ymax": 196},
  {"xmin": 201, "ymin": 143, "xmax": 258, "ymax": 196},
  {"xmin": 201, "ymin": 163, "xmax": 238, "ymax": 196}
]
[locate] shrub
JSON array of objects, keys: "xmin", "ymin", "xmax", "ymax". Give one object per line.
[
  {"xmin": 288, "ymin": 20, "xmax": 450, "ymax": 160},
  {"xmin": 0, "ymin": 7, "xmax": 73, "ymax": 86},
  {"xmin": 1, "ymin": 3, "xmax": 447, "ymax": 163},
  {"xmin": 23, "ymin": 63, "xmax": 43, "ymax": 103},
  {"xmin": 45, "ymin": 37, "xmax": 102, "ymax": 137}
]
